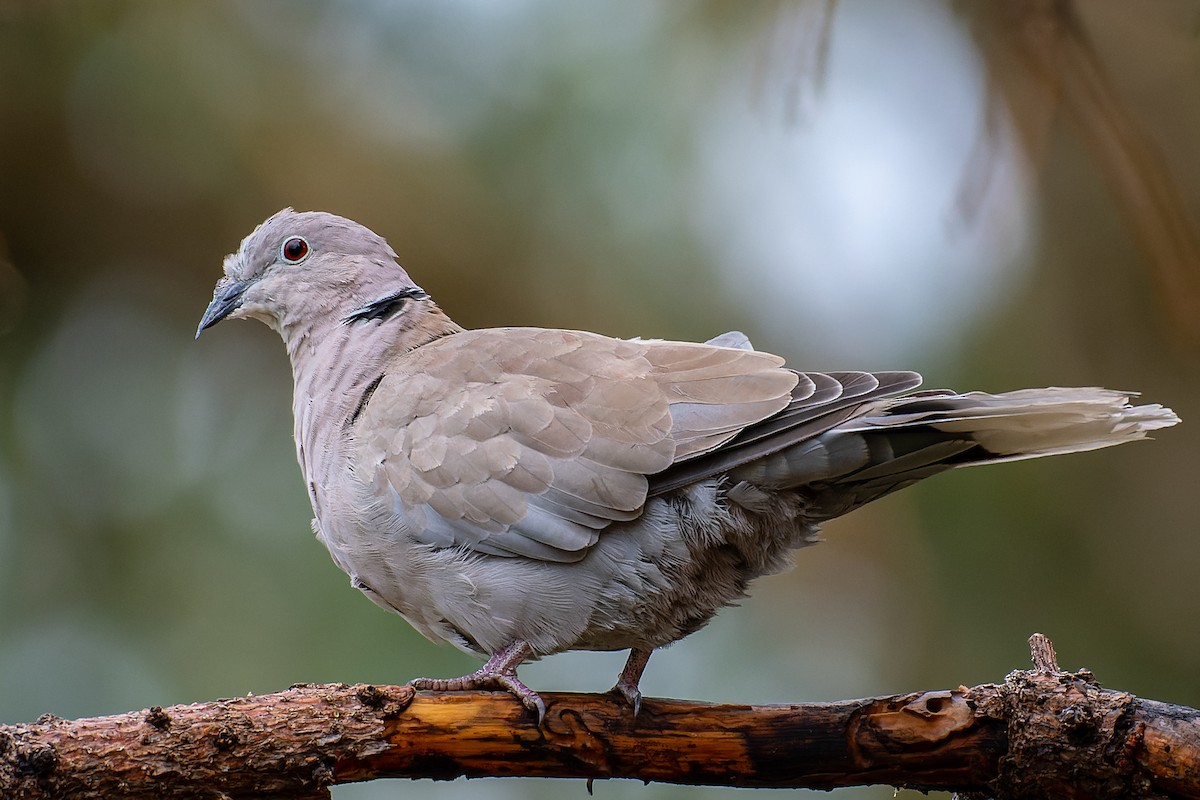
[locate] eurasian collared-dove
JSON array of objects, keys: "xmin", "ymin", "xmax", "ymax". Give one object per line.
[{"xmin": 198, "ymin": 209, "xmax": 1179, "ymax": 721}]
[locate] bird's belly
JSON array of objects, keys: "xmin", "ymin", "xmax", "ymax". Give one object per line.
[{"xmin": 317, "ymin": 480, "xmax": 817, "ymax": 657}]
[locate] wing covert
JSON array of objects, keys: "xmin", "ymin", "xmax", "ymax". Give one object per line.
[{"xmin": 353, "ymin": 328, "xmax": 804, "ymax": 561}]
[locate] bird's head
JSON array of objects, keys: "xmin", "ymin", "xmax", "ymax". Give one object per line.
[{"xmin": 197, "ymin": 209, "xmax": 431, "ymax": 341}]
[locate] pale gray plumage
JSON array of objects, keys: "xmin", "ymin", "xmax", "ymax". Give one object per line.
[{"xmin": 198, "ymin": 209, "xmax": 1180, "ymax": 719}]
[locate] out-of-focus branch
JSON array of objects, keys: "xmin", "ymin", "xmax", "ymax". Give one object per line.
[
  {"xmin": 971, "ymin": 0, "xmax": 1200, "ymax": 346},
  {"xmin": 1, "ymin": 635, "xmax": 1198, "ymax": 799}
]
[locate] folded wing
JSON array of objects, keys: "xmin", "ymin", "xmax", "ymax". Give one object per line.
[{"xmin": 355, "ymin": 328, "xmax": 807, "ymax": 561}]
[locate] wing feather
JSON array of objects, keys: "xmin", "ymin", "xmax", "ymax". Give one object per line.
[
  {"xmin": 648, "ymin": 370, "xmax": 923, "ymax": 494},
  {"xmin": 354, "ymin": 328, "xmax": 828, "ymax": 562}
]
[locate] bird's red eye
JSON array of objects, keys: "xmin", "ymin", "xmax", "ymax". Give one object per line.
[{"xmin": 281, "ymin": 237, "xmax": 310, "ymax": 264}]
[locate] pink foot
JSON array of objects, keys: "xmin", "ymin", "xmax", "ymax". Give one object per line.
[
  {"xmin": 408, "ymin": 641, "xmax": 545, "ymax": 723},
  {"xmin": 608, "ymin": 648, "xmax": 652, "ymax": 716}
]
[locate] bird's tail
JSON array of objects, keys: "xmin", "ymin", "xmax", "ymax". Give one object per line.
[
  {"xmin": 733, "ymin": 387, "xmax": 1179, "ymax": 520},
  {"xmin": 850, "ymin": 387, "xmax": 1179, "ymax": 462}
]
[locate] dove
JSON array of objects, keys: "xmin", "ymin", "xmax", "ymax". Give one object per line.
[{"xmin": 198, "ymin": 209, "xmax": 1179, "ymax": 721}]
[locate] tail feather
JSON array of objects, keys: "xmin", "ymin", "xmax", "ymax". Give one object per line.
[
  {"xmin": 848, "ymin": 388, "xmax": 1180, "ymax": 461},
  {"xmin": 727, "ymin": 386, "xmax": 1179, "ymax": 520}
]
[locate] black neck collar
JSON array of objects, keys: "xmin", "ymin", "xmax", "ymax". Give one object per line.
[{"xmin": 342, "ymin": 287, "xmax": 430, "ymax": 324}]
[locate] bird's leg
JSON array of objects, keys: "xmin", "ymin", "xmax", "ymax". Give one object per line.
[
  {"xmin": 609, "ymin": 647, "xmax": 653, "ymax": 715},
  {"xmin": 408, "ymin": 640, "xmax": 545, "ymax": 723}
]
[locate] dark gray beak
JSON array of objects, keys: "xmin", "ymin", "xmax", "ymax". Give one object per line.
[{"xmin": 196, "ymin": 278, "xmax": 252, "ymax": 339}]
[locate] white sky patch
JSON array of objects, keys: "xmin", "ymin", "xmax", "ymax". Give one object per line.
[{"xmin": 693, "ymin": 0, "xmax": 1035, "ymax": 366}]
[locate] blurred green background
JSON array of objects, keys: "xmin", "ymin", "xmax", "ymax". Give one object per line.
[{"xmin": 1, "ymin": 2, "xmax": 1198, "ymax": 798}]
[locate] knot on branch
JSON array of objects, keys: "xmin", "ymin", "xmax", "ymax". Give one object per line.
[{"xmin": 970, "ymin": 634, "xmax": 1144, "ymax": 799}]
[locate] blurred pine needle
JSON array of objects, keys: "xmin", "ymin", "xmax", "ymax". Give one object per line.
[{"xmin": 971, "ymin": 0, "xmax": 1200, "ymax": 346}]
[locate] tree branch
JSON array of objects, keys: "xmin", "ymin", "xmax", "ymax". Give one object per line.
[{"xmin": 1, "ymin": 635, "xmax": 1197, "ymax": 799}]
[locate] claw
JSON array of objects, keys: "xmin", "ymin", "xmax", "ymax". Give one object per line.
[
  {"xmin": 493, "ymin": 674, "xmax": 546, "ymax": 724},
  {"xmin": 608, "ymin": 682, "xmax": 642, "ymax": 716}
]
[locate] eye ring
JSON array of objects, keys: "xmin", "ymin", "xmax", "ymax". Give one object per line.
[{"xmin": 280, "ymin": 236, "xmax": 310, "ymax": 264}]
